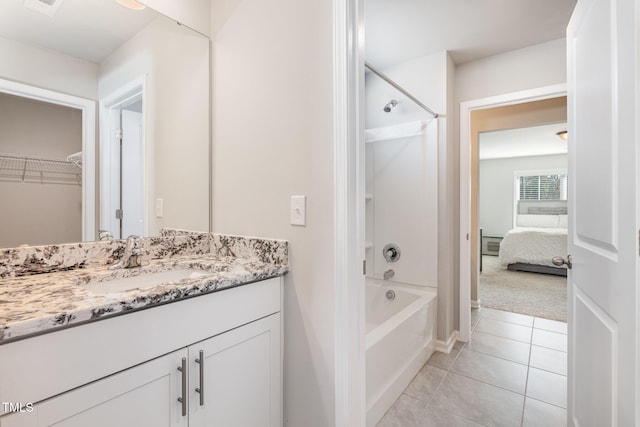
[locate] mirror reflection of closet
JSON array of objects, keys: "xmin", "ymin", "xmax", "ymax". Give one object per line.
[{"xmin": 0, "ymin": 92, "xmax": 83, "ymax": 247}]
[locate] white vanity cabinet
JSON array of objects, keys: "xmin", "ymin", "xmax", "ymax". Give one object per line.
[{"xmin": 0, "ymin": 277, "xmax": 283, "ymax": 427}]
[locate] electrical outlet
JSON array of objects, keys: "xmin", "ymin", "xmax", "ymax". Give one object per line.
[{"xmin": 290, "ymin": 195, "xmax": 306, "ymax": 226}]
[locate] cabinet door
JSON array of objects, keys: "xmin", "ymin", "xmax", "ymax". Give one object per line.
[
  {"xmin": 0, "ymin": 409, "xmax": 36, "ymax": 427},
  {"xmin": 188, "ymin": 313, "xmax": 282, "ymax": 427},
  {"xmin": 33, "ymin": 349, "xmax": 190, "ymax": 427}
]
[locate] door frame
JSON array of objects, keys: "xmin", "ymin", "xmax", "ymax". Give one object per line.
[
  {"xmin": 0, "ymin": 77, "xmax": 96, "ymax": 241},
  {"xmin": 99, "ymin": 77, "xmax": 146, "ymax": 238},
  {"xmin": 458, "ymin": 83, "xmax": 567, "ymax": 341},
  {"xmin": 334, "ymin": 0, "xmax": 366, "ymax": 425}
]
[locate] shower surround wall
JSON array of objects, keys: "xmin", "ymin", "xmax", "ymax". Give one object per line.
[
  {"xmin": 365, "ymin": 121, "xmax": 438, "ymax": 287},
  {"xmin": 365, "ymin": 53, "xmax": 445, "ymax": 288},
  {"xmin": 365, "ymin": 51, "xmax": 457, "ymax": 346}
]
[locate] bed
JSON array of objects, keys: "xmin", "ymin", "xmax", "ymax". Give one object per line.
[{"xmin": 498, "ymin": 214, "xmax": 568, "ymax": 276}]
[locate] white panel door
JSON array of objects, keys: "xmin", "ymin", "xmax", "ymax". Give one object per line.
[
  {"xmin": 28, "ymin": 349, "xmax": 189, "ymax": 427},
  {"xmin": 121, "ymin": 110, "xmax": 144, "ymax": 237},
  {"xmin": 188, "ymin": 313, "xmax": 282, "ymax": 427},
  {"xmin": 567, "ymin": 0, "xmax": 638, "ymax": 425}
]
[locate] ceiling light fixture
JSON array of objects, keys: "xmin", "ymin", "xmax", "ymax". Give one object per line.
[
  {"xmin": 115, "ymin": 0, "xmax": 146, "ymax": 10},
  {"xmin": 556, "ymin": 130, "xmax": 568, "ymax": 141}
]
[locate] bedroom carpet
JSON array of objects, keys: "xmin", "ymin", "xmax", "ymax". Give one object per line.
[{"xmin": 479, "ymin": 255, "xmax": 567, "ymax": 322}]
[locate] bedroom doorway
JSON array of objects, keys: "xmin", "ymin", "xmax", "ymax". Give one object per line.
[
  {"xmin": 478, "ymin": 123, "xmax": 568, "ymax": 322},
  {"xmin": 459, "ymin": 87, "xmax": 568, "ymax": 341}
]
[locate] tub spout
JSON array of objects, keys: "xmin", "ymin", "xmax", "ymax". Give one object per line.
[{"xmin": 383, "ymin": 269, "xmax": 395, "ymax": 280}]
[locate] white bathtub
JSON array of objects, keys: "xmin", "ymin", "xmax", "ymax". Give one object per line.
[{"xmin": 365, "ymin": 277, "xmax": 437, "ymax": 427}]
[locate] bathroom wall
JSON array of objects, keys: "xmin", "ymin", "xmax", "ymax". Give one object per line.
[
  {"xmin": 0, "ymin": 93, "xmax": 82, "ymax": 247},
  {"xmin": 99, "ymin": 16, "xmax": 210, "ymax": 236},
  {"xmin": 210, "ymin": 0, "xmax": 336, "ymax": 425},
  {"xmin": 0, "ymin": 36, "xmax": 97, "ymax": 99},
  {"xmin": 456, "ymin": 39, "xmax": 567, "ymax": 102},
  {"xmin": 479, "ymin": 153, "xmax": 568, "ymax": 237},
  {"xmin": 141, "ymin": 0, "xmax": 210, "ymax": 36}
]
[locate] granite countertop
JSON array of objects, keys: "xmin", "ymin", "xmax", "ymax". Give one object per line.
[{"xmin": 0, "ymin": 232, "xmax": 288, "ymax": 344}]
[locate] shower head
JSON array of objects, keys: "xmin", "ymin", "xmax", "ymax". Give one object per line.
[{"xmin": 383, "ymin": 99, "xmax": 397, "ymax": 113}]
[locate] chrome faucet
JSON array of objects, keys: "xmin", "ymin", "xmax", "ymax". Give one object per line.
[
  {"xmin": 111, "ymin": 235, "xmax": 144, "ymax": 269},
  {"xmin": 98, "ymin": 229, "xmax": 113, "ymax": 241},
  {"xmin": 383, "ymin": 269, "xmax": 395, "ymax": 280}
]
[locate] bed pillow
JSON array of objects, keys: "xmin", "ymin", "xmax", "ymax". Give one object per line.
[{"xmin": 516, "ymin": 214, "xmax": 559, "ymax": 228}]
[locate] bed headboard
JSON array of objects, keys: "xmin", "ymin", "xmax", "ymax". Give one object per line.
[{"xmin": 516, "ymin": 214, "xmax": 568, "ymax": 229}]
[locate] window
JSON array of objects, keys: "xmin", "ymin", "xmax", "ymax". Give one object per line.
[{"xmin": 518, "ymin": 174, "xmax": 567, "ymax": 200}]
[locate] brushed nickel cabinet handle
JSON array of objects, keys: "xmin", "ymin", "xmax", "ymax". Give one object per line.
[
  {"xmin": 177, "ymin": 357, "xmax": 187, "ymax": 416},
  {"xmin": 195, "ymin": 350, "xmax": 205, "ymax": 406}
]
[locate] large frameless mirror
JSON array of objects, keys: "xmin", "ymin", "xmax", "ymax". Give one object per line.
[{"xmin": 0, "ymin": 0, "xmax": 210, "ymax": 247}]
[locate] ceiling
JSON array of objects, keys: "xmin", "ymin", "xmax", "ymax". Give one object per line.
[
  {"xmin": 4, "ymin": 0, "xmax": 577, "ymax": 68},
  {"xmin": 0, "ymin": 0, "xmax": 158, "ymax": 64},
  {"xmin": 479, "ymin": 123, "xmax": 568, "ymax": 160},
  {"xmin": 365, "ymin": 0, "xmax": 577, "ymax": 68}
]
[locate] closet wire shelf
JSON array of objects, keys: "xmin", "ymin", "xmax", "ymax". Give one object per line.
[{"xmin": 0, "ymin": 152, "xmax": 82, "ymax": 185}]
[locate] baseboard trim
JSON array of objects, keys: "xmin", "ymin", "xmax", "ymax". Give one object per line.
[
  {"xmin": 471, "ymin": 299, "xmax": 481, "ymax": 309},
  {"xmin": 435, "ymin": 330, "xmax": 459, "ymax": 353}
]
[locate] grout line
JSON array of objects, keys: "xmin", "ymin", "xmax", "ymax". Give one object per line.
[
  {"xmin": 425, "ymin": 366, "xmax": 450, "ymax": 404},
  {"xmin": 525, "ymin": 395, "xmax": 568, "ymax": 410},
  {"xmin": 476, "ymin": 310, "xmax": 535, "ymax": 327},
  {"xmin": 520, "ymin": 323, "xmax": 535, "ymax": 426},
  {"xmin": 431, "ymin": 405, "xmax": 490, "ymax": 427},
  {"xmin": 530, "ymin": 342, "xmax": 568, "ymax": 353},
  {"xmin": 446, "ymin": 370, "xmax": 526, "ymax": 397},
  {"xmin": 451, "ymin": 342, "xmax": 466, "ymax": 365},
  {"xmin": 470, "ymin": 328, "xmax": 532, "ymax": 345},
  {"xmin": 462, "ymin": 345, "xmax": 530, "ymax": 367},
  {"xmin": 529, "ymin": 341, "xmax": 568, "ymax": 353},
  {"xmin": 413, "ymin": 314, "xmax": 567, "ymax": 426},
  {"xmin": 533, "ymin": 328, "xmax": 568, "ymax": 335},
  {"xmin": 528, "ymin": 365, "xmax": 568, "ymax": 378},
  {"xmin": 526, "ymin": 365, "xmax": 568, "ymax": 377},
  {"xmin": 471, "ymin": 308, "xmax": 568, "ymax": 426}
]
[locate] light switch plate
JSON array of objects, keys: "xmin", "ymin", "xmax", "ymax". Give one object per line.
[
  {"xmin": 155, "ymin": 198, "xmax": 164, "ymax": 218},
  {"xmin": 290, "ymin": 195, "xmax": 306, "ymax": 226}
]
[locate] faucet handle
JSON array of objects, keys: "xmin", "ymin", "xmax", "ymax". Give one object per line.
[
  {"xmin": 126, "ymin": 235, "xmax": 144, "ymax": 254},
  {"xmin": 98, "ymin": 230, "xmax": 113, "ymax": 241},
  {"xmin": 109, "ymin": 235, "xmax": 145, "ymax": 269}
]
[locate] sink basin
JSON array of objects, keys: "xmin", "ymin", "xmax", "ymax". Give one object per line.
[{"xmin": 81, "ymin": 268, "xmax": 211, "ymax": 295}]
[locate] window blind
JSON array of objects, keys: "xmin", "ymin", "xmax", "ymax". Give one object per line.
[{"xmin": 518, "ymin": 174, "xmax": 567, "ymax": 200}]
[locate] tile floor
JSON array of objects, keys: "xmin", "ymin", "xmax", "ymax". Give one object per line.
[{"xmin": 376, "ymin": 307, "xmax": 568, "ymax": 427}]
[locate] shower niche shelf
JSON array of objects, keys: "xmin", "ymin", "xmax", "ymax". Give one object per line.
[{"xmin": 0, "ymin": 152, "xmax": 82, "ymax": 185}]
